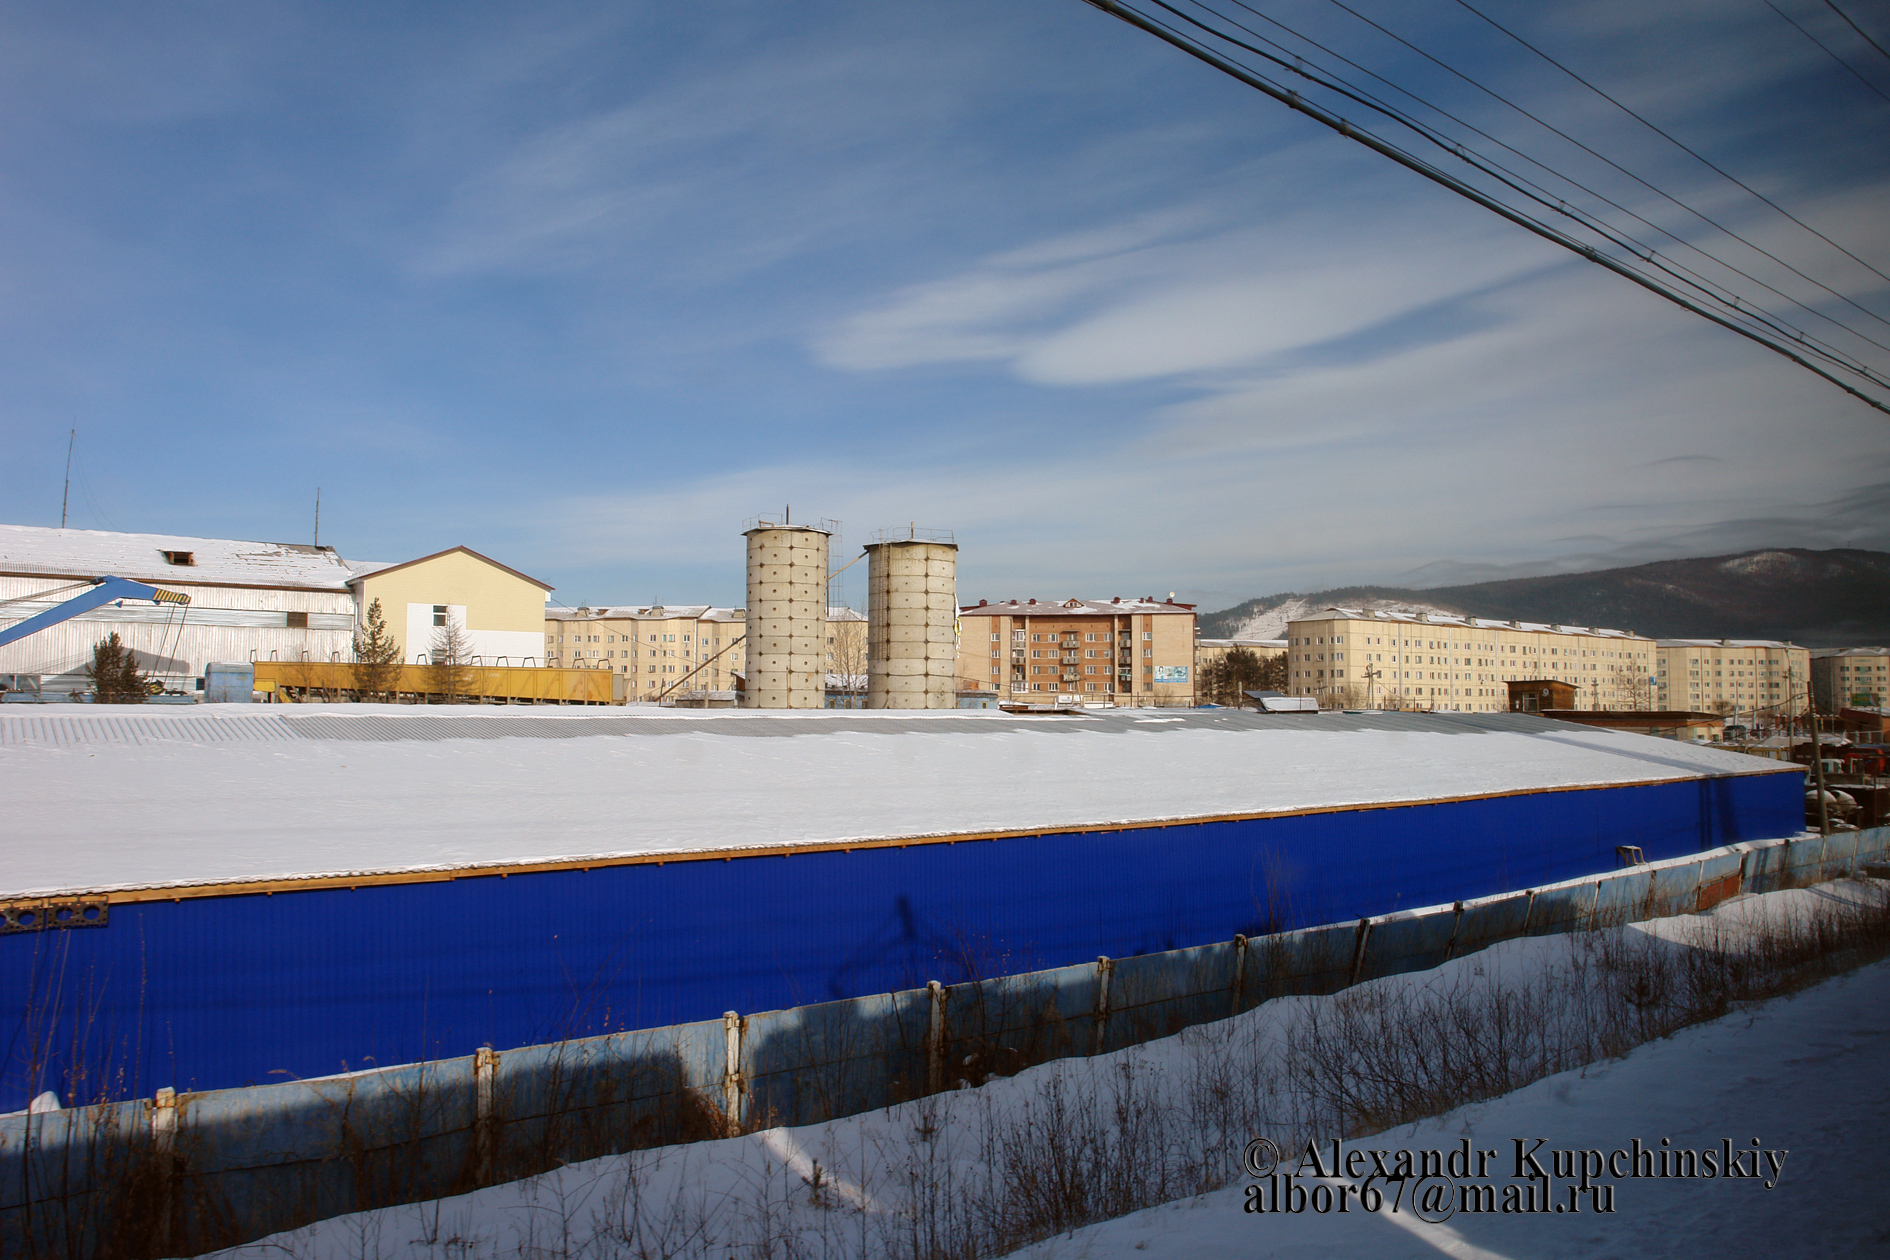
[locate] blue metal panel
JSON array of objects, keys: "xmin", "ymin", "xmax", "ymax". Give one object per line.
[{"xmin": 0, "ymin": 772, "xmax": 1803, "ymax": 1110}]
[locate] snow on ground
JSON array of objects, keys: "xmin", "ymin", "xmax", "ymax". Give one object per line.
[
  {"xmin": 0, "ymin": 706, "xmax": 1791, "ymax": 897},
  {"xmin": 208, "ymin": 879, "xmax": 1889, "ymax": 1260}
]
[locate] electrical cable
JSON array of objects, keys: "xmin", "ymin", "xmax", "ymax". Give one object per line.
[
  {"xmin": 1128, "ymin": 0, "xmax": 1890, "ymax": 389},
  {"xmin": 1199, "ymin": 0, "xmax": 1890, "ymax": 372},
  {"xmin": 1454, "ymin": 0, "xmax": 1890, "ymax": 290},
  {"xmin": 1762, "ymin": 0, "xmax": 1890, "ymax": 107},
  {"xmin": 1078, "ymin": 0, "xmax": 1890, "ymax": 413},
  {"xmin": 1823, "ymin": 0, "xmax": 1890, "ymax": 64},
  {"xmin": 1308, "ymin": 0, "xmax": 1890, "ymax": 338}
]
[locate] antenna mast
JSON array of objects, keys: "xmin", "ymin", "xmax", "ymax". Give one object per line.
[
  {"xmin": 60, "ymin": 428, "xmax": 74, "ymax": 529},
  {"xmin": 314, "ymin": 488, "xmax": 321, "ymax": 547}
]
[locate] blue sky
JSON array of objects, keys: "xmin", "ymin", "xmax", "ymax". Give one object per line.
[{"xmin": 3, "ymin": 0, "xmax": 1886, "ymax": 612}]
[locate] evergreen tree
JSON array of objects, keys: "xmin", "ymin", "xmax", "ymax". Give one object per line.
[
  {"xmin": 351, "ymin": 598, "xmax": 404, "ymax": 701},
  {"xmin": 87, "ymin": 632, "xmax": 150, "ymax": 703}
]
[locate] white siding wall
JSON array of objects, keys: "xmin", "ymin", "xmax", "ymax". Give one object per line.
[{"xmin": 0, "ymin": 575, "xmax": 355, "ymax": 689}]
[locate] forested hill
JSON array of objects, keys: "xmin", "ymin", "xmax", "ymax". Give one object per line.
[{"xmin": 1199, "ymin": 549, "xmax": 1890, "ymax": 648}]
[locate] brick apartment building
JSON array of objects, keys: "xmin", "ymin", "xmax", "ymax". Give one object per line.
[{"xmin": 955, "ymin": 597, "xmax": 1197, "ymax": 707}]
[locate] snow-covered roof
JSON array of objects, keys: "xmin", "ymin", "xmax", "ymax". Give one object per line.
[
  {"xmin": 960, "ymin": 598, "xmax": 1195, "ymax": 617},
  {"xmin": 547, "ymin": 604, "xmax": 722, "ymax": 622},
  {"xmin": 1660, "ymin": 638, "xmax": 1804, "ymax": 650},
  {"xmin": 1812, "ymin": 646, "xmax": 1888, "ymax": 658},
  {"xmin": 1296, "ymin": 606, "xmax": 1652, "ymax": 641},
  {"xmin": 0, "ymin": 707, "xmax": 1799, "ymax": 899},
  {"xmin": 0, "ymin": 524, "xmax": 356, "ymax": 591},
  {"xmin": 1197, "ymin": 638, "xmax": 1287, "ymax": 649},
  {"xmin": 546, "ymin": 606, "xmax": 862, "ymax": 623}
]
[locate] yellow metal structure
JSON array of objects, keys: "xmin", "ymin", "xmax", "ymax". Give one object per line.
[{"xmin": 252, "ymin": 661, "xmax": 624, "ymax": 705}]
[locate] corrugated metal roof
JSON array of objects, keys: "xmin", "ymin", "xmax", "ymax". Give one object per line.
[
  {"xmin": 0, "ymin": 705, "xmax": 1802, "ymax": 746},
  {"xmin": 1, "ymin": 706, "xmax": 1800, "ymax": 899},
  {"xmin": 0, "ymin": 524, "xmax": 357, "ymax": 590}
]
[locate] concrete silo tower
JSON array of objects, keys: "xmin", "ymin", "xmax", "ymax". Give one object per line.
[
  {"xmin": 742, "ymin": 516, "xmax": 832, "ymax": 709},
  {"xmin": 865, "ymin": 528, "xmax": 958, "ymax": 709}
]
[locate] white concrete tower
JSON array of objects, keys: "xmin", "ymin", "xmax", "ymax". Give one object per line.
[
  {"xmin": 743, "ymin": 517, "xmax": 831, "ymax": 709},
  {"xmin": 865, "ymin": 529, "xmax": 958, "ymax": 709}
]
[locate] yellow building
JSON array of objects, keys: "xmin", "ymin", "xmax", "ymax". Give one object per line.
[
  {"xmin": 1659, "ymin": 639, "xmax": 1812, "ymax": 719},
  {"xmin": 349, "ymin": 547, "xmax": 553, "ymax": 666},
  {"xmin": 545, "ymin": 605, "xmax": 866, "ymax": 702},
  {"xmin": 955, "ymin": 597, "xmax": 1198, "ymax": 707},
  {"xmin": 1284, "ymin": 607, "xmax": 1658, "ymax": 712}
]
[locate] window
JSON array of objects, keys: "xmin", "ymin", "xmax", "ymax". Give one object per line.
[
  {"xmin": 161, "ymin": 550, "xmax": 195, "ymax": 566},
  {"xmin": 433, "ymin": 605, "xmax": 447, "ymax": 627},
  {"xmin": 286, "ymin": 611, "xmax": 308, "ymax": 629}
]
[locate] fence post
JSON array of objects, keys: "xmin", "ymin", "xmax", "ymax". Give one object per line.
[
  {"xmin": 1228, "ymin": 935, "xmax": 1248, "ymax": 1019},
  {"xmin": 1090, "ymin": 957, "xmax": 1113, "ymax": 1056},
  {"xmin": 1348, "ymin": 917, "xmax": 1373, "ymax": 986},
  {"xmin": 722, "ymin": 1012, "xmax": 744, "ymax": 1133},
  {"xmin": 1519, "ymin": 890, "xmax": 1538, "ymax": 935},
  {"xmin": 473, "ymin": 1047, "xmax": 499, "ymax": 1184},
  {"xmin": 152, "ymin": 1086, "xmax": 178, "ymax": 1249},
  {"xmin": 925, "ymin": 981, "xmax": 947, "ymax": 1094},
  {"xmin": 1441, "ymin": 902, "xmax": 1466, "ymax": 961}
]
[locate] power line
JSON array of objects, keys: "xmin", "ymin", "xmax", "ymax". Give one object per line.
[
  {"xmin": 1823, "ymin": 0, "xmax": 1890, "ymax": 64},
  {"xmin": 1129, "ymin": 0, "xmax": 1890, "ymax": 389},
  {"xmin": 1202, "ymin": 0, "xmax": 1890, "ymax": 371},
  {"xmin": 1762, "ymin": 0, "xmax": 1890, "ymax": 107},
  {"xmin": 1306, "ymin": 0, "xmax": 1890, "ymax": 344},
  {"xmin": 1454, "ymin": 0, "xmax": 1890, "ymax": 291},
  {"xmin": 1077, "ymin": 0, "xmax": 1890, "ymax": 414}
]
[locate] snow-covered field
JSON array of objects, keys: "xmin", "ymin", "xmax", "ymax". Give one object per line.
[
  {"xmin": 0, "ymin": 706, "xmax": 1789, "ymax": 897},
  {"xmin": 207, "ymin": 877, "xmax": 1889, "ymax": 1260}
]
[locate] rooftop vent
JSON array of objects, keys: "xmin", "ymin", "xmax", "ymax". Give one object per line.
[{"xmin": 161, "ymin": 550, "xmax": 194, "ymax": 566}]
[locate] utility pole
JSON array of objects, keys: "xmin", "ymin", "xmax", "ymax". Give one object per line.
[
  {"xmin": 314, "ymin": 488, "xmax": 321, "ymax": 547},
  {"xmin": 60, "ymin": 428, "xmax": 74, "ymax": 529},
  {"xmin": 1804, "ymin": 669, "xmax": 1831, "ymax": 837}
]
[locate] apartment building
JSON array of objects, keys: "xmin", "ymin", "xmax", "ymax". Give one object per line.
[
  {"xmin": 546, "ymin": 605, "xmax": 866, "ymax": 700},
  {"xmin": 1284, "ymin": 607, "xmax": 1658, "ymax": 711},
  {"xmin": 546, "ymin": 605, "xmax": 744, "ymax": 698},
  {"xmin": 1809, "ymin": 647, "xmax": 1889, "ymax": 712},
  {"xmin": 956, "ymin": 597, "xmax": 1197, "ymax": 707},
  {"xmin": 1654, "ymin": 640, "xmax": 1811, "ymax": 718}
]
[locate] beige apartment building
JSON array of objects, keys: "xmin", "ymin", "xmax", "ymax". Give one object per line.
[
  {"xmin": 956, "ymin": 597, "xmax": 1198, "ymax": 706},
  {"xmin": 1284, "ymin": 607, "xmax": 1658, "ymax": 711},
  {"xmin": 1808, "ymin": 646, "xmax": 1886, "ymax": 713},
  {"xmin": 1655, "ymin": 640, "xmax": 1811, "ymax": 718},
  {"xmin": 546, "ymin": 605, "xmax": 865, "ymax": 701}
]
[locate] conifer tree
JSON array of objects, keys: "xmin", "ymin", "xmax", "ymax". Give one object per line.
[
  {"xmin": 87, "ymin": 632, "xmax": 150, "ymax": 703},
  {"xmin": 352, "ymin": 598, "xmax": 404, "ymax": 701}
]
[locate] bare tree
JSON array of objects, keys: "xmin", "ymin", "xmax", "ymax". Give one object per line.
[
  {"xmin": 352, "ymin": 598, "xmax": 404, "ymax": 702},
  {"xmin": 827, "ymin": 610, "xmax": 868, "ymax": 708},
  {"xmin": 430, "ymin": 614, "xmax": 477, "ymax": 704}
]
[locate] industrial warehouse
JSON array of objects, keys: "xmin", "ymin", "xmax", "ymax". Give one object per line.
[{"xmin": 0, "ymin": 703, "xmax": 1801, "ymax": 1111}]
